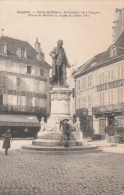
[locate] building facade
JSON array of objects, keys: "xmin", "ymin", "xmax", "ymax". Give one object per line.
[
  {"xmin": 0, "ymin": 36, "xmax": 51, "ymax": 137},
  {"xmin": 74, "ymin": 8, "xmax": 124, "ymax": 137}
]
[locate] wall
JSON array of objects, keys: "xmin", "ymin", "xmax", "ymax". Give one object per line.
[
  {"xmin": 0, "ymin": 58, "xmax": 50, "ymax": 112},
  {"xmin": 75, "ymin": 58, "xmax": 124, "ymax": 134}
]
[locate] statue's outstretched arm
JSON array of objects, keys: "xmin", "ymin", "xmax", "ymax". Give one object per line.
[
  {"xmin": 66, "ymin": 60, "xmax": 71, "ymax": 68},
  {"xmin": 64, "ymin": 51, "xmax": 71, "ymax": 68}
]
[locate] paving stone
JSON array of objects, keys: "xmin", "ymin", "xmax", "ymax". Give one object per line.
[{"xmin": 0, "ymin": 150, "xmax": 124, "ymax": 195}]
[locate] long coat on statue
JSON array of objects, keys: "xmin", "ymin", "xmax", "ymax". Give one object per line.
[{"xmin": 50, "ymin": 47, "xmax": 70, "ymax": 85}]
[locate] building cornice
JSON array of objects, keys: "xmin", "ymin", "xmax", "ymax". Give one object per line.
[
  {"xmin": 0, "ymin": 71, "xmax": 47, "ymax": 82},
  {"xmin": 74, "ymin": 55, "xmax": 124, "ymax": 79}
]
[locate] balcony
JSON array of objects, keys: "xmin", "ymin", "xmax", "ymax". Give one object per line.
[
  {"xmin": 92, "ymin": 103, "xmax": 124, "ymax": 116},
  {"xmin": 0, "ymin": 105, "xmax": 46, "ymax": 114}
]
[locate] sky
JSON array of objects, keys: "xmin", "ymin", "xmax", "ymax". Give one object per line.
[{"xmin": 0, "ymin": 0, "xmax": 123, "ymax": 72}]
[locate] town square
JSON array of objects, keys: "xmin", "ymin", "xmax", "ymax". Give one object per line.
[{"xmin": 0, "ymin": 0, "xmax": 124, "ymax": 195}]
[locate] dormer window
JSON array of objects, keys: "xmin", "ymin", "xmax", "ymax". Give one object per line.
[
  {"xmin": 21, "ymin": 49, "xmax": 25, "ymax": 58},
  {"xmin": 16, "ymin": 48, "xmax": 27, "ymax": 58},
  {"xmin": 110, "ymin": 45, "xmax": 117, "ymax": 58},
  {"xmin": 0, "ymin": 44, "xmax": 7, "ymax": 54}
]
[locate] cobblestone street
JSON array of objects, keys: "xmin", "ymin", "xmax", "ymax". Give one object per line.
[{"xmin": 0, "ymin": 147, "xmax": 124, "ymax": 195}]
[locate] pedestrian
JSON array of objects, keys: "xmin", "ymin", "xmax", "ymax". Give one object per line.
[
  {"xmin": 61, "ymin": 119, "xmax": 70, "ymax": 147},
  {"xmin": 2, "ymin": 129, "xmax": 12, "ymax": 155}
]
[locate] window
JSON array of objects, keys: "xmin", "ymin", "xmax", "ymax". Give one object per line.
[
  {"xmin": 121, "ymin": 66, "xmax": 124, "ymax": 78},
  {"xmin": 82, "ymin": 78, "xmax": 84, "ymax": 89},
  {"xmin": 99, "ymin": 72, "xmax": 105, "ymax": 84},
  {"xmin": 121, "ymin": 88, "xmax": 123, "ymax": 102},
  {"xmin": 78, "ymin": 79, "xmax": 80, "ymax": 91},
  {"xmin": 26, "ymin": 96, "xmax": 32, "ymax": 107},
  {"xmin": 83, "ymin": 77, "xmax": 86, "ymax": 89},
  {"xmin": 108, "ymin": 91, "xmax": 111, "ymax": 105},
  {"xmin": 118, "ymin": 88, "xmax": 121, "ymax": 103},
  {"xmin": 108, "ymin": 70, "xmax": 111, "ymax": 82},
  {"xmin": 40, "ymin": 68, "xmax": 44, "ymax": 77},
  {"xmin": 99, "ymin": 117, "xmax": 106, "ymax": 135},
  {"xmin": 102, "ymin": 72, "xmax": 104, "ymax": 83},
  {"xmin": 110, "ymin": 46, "xmax": 117, "ymax": 58},
  {"xmin": 0, "ymin": 44, "xmax": 5, "ymax": 53},
  {"xmin": 17, "ymin": 95, "xmax": 22, "ymax": 106},
  {"xmin": 88, "ymin": 95, "xmax": 92, "ymax": 108},
  {"xmin": 100, "ymin": 92, "xmax": 104, "ymax": 106},
  {"xmin": 118, "ymin": 67, "xmax": 121, "ymax": 79},
  {"xmin": 76, "ymin": 96, "xmax": 80, "ymax": 109},
  {"xmin": 0, "ymin": 95, "xmax": 3, "ymax": 105},
  {"xmin": 27, "ymin": 66, "xmax": 32, "ymax": 74},
  {"xmin": 88, "ymin": 76, "xmax": 90, "ymax": 87},
  {"xmin": 90, "ymin": 75, "xmax": 92, "ymax": 87},
  {"xmin": 0, "ymin": 44, "xmax": 7, "ymax": 54},
  {"xmin": 80, "ymin": 94, "xmax": 83, "ymax": 107},
  {"xmin": 111, "ymin": 69, "xmax": 114, "ymax": 81},
  {"xmin": 16, "ymin": 77, "xmax": 21, "ymax": 87},
  {"xmin": 21, "ymin": 49, "xmax": 25, "ymax": 58},
  {"xmin": 107, "ymin": 90, "xmax": 114, "ymax": 105},
  {"xmin": 88, "ymin": 75, "xmax": 92, "ymax": 87},
  {"xmin": 16, "ymin": 48, "xmax": 27, "ymax": 58},
  {"xmin": 111, "ymin": 90, "xmax": 113, "ymax": 104},
  {"xmin": 76, "ymin": 80, "xmax": 78, "ymax": 92},
  {"xmin": 76, "ymin": 79, "xmax": 80, "ymax": 91},
  {"xmin": 81, "ymin": 78, "xmax": 83, "ymax": 90},
  {"xmin": 35, "ymin": 98, "xmax": 40, "ymax": 107}
]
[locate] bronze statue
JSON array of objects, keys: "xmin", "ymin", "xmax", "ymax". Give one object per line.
[{"xmin": 50, "ymin": 40, "xmax": 71, "ymax": 86}]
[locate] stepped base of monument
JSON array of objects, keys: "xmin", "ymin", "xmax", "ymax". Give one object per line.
[
  {"xmin": 22, "ymin": 144, "xmax": 99, "ymax": 152},
  {"xmin": 32, "ymin": 139, "xmax": 83, "ymax": 147},
  {"xmin": 22, "ymin": 131, "xmax": 100, "ymax": 151},
  {"xmin": 37, "ymin": 131, "xmax": 83, "ymax": 146}
]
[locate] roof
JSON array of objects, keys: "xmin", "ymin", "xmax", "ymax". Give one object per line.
[
  {"xmin": 74, "ymin": 31, "xmax": 124, "ymax": 78},
  {"xmin": 0, "ymin": 36, "xmax": 51, "ymax": 69}
]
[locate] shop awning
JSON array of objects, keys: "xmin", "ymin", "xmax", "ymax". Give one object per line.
[{"xmin": 0, "ymin": 114, "xmax": 40, "ymax": 127}]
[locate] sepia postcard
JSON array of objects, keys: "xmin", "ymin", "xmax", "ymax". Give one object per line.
[{"xmin": 0, "ymin": 0, "xmax": 124, "ymax": 195}]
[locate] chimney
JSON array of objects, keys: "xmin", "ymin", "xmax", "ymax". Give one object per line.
[
  {"xmin": 112, "ymin": 8, "xmax": 124, "ymax": 43},
  {"xmin": 35, "ymin": 37, "xmax": 45, "ymax": 62},
  {"xmin": 35, "ymin": 37, "xmax": 41, "ymax": 53}
]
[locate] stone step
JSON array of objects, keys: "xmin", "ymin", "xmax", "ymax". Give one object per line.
[
  {"xmin": 32, "ymin": 139, "xmax": 83, "ymax": 147},
  {"xmin": 38, "ymin": 132, "xmax": 62, "ymax": 140},
  {"xmin": 22, "ymin": 144, "xmax": 100, "ymax": 152},
  {"xmin": 38, "ymin": 131, "xmax": 83, "ymax": 141}
]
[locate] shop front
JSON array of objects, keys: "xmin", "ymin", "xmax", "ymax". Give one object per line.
[
  {"xmin": 92, "ymin": 103, "xmax": 124, "ymax": 143},
  {"xmin": 0, "ymin": 114, "xmax": 40, "ymax": 138}
]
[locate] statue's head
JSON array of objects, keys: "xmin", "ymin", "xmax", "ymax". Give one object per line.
[{"xmin": 57, "ymin": 40, "xmax": 63, "ymax": 47}]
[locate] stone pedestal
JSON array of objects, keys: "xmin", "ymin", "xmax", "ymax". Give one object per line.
[
  {"xmin": 34, "ymin": 85, "xmax": 83, "ymax": 148},
  {"xmin": 46, "ymin": 86, "xmax": 72, "ymax": 131},
  {"xmin": 34, "ymin": 131, "xmax": 83, "ymax": 147}
]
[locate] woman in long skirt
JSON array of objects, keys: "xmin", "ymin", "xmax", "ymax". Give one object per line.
[{"xmin": 2, "ymin": 129, "xmax": 12, "ymax": 155}]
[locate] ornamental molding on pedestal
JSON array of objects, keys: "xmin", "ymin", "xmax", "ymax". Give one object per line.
[{"xmin": 51, "ymin": 92, "xmax": 71, "ymax": 101}]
